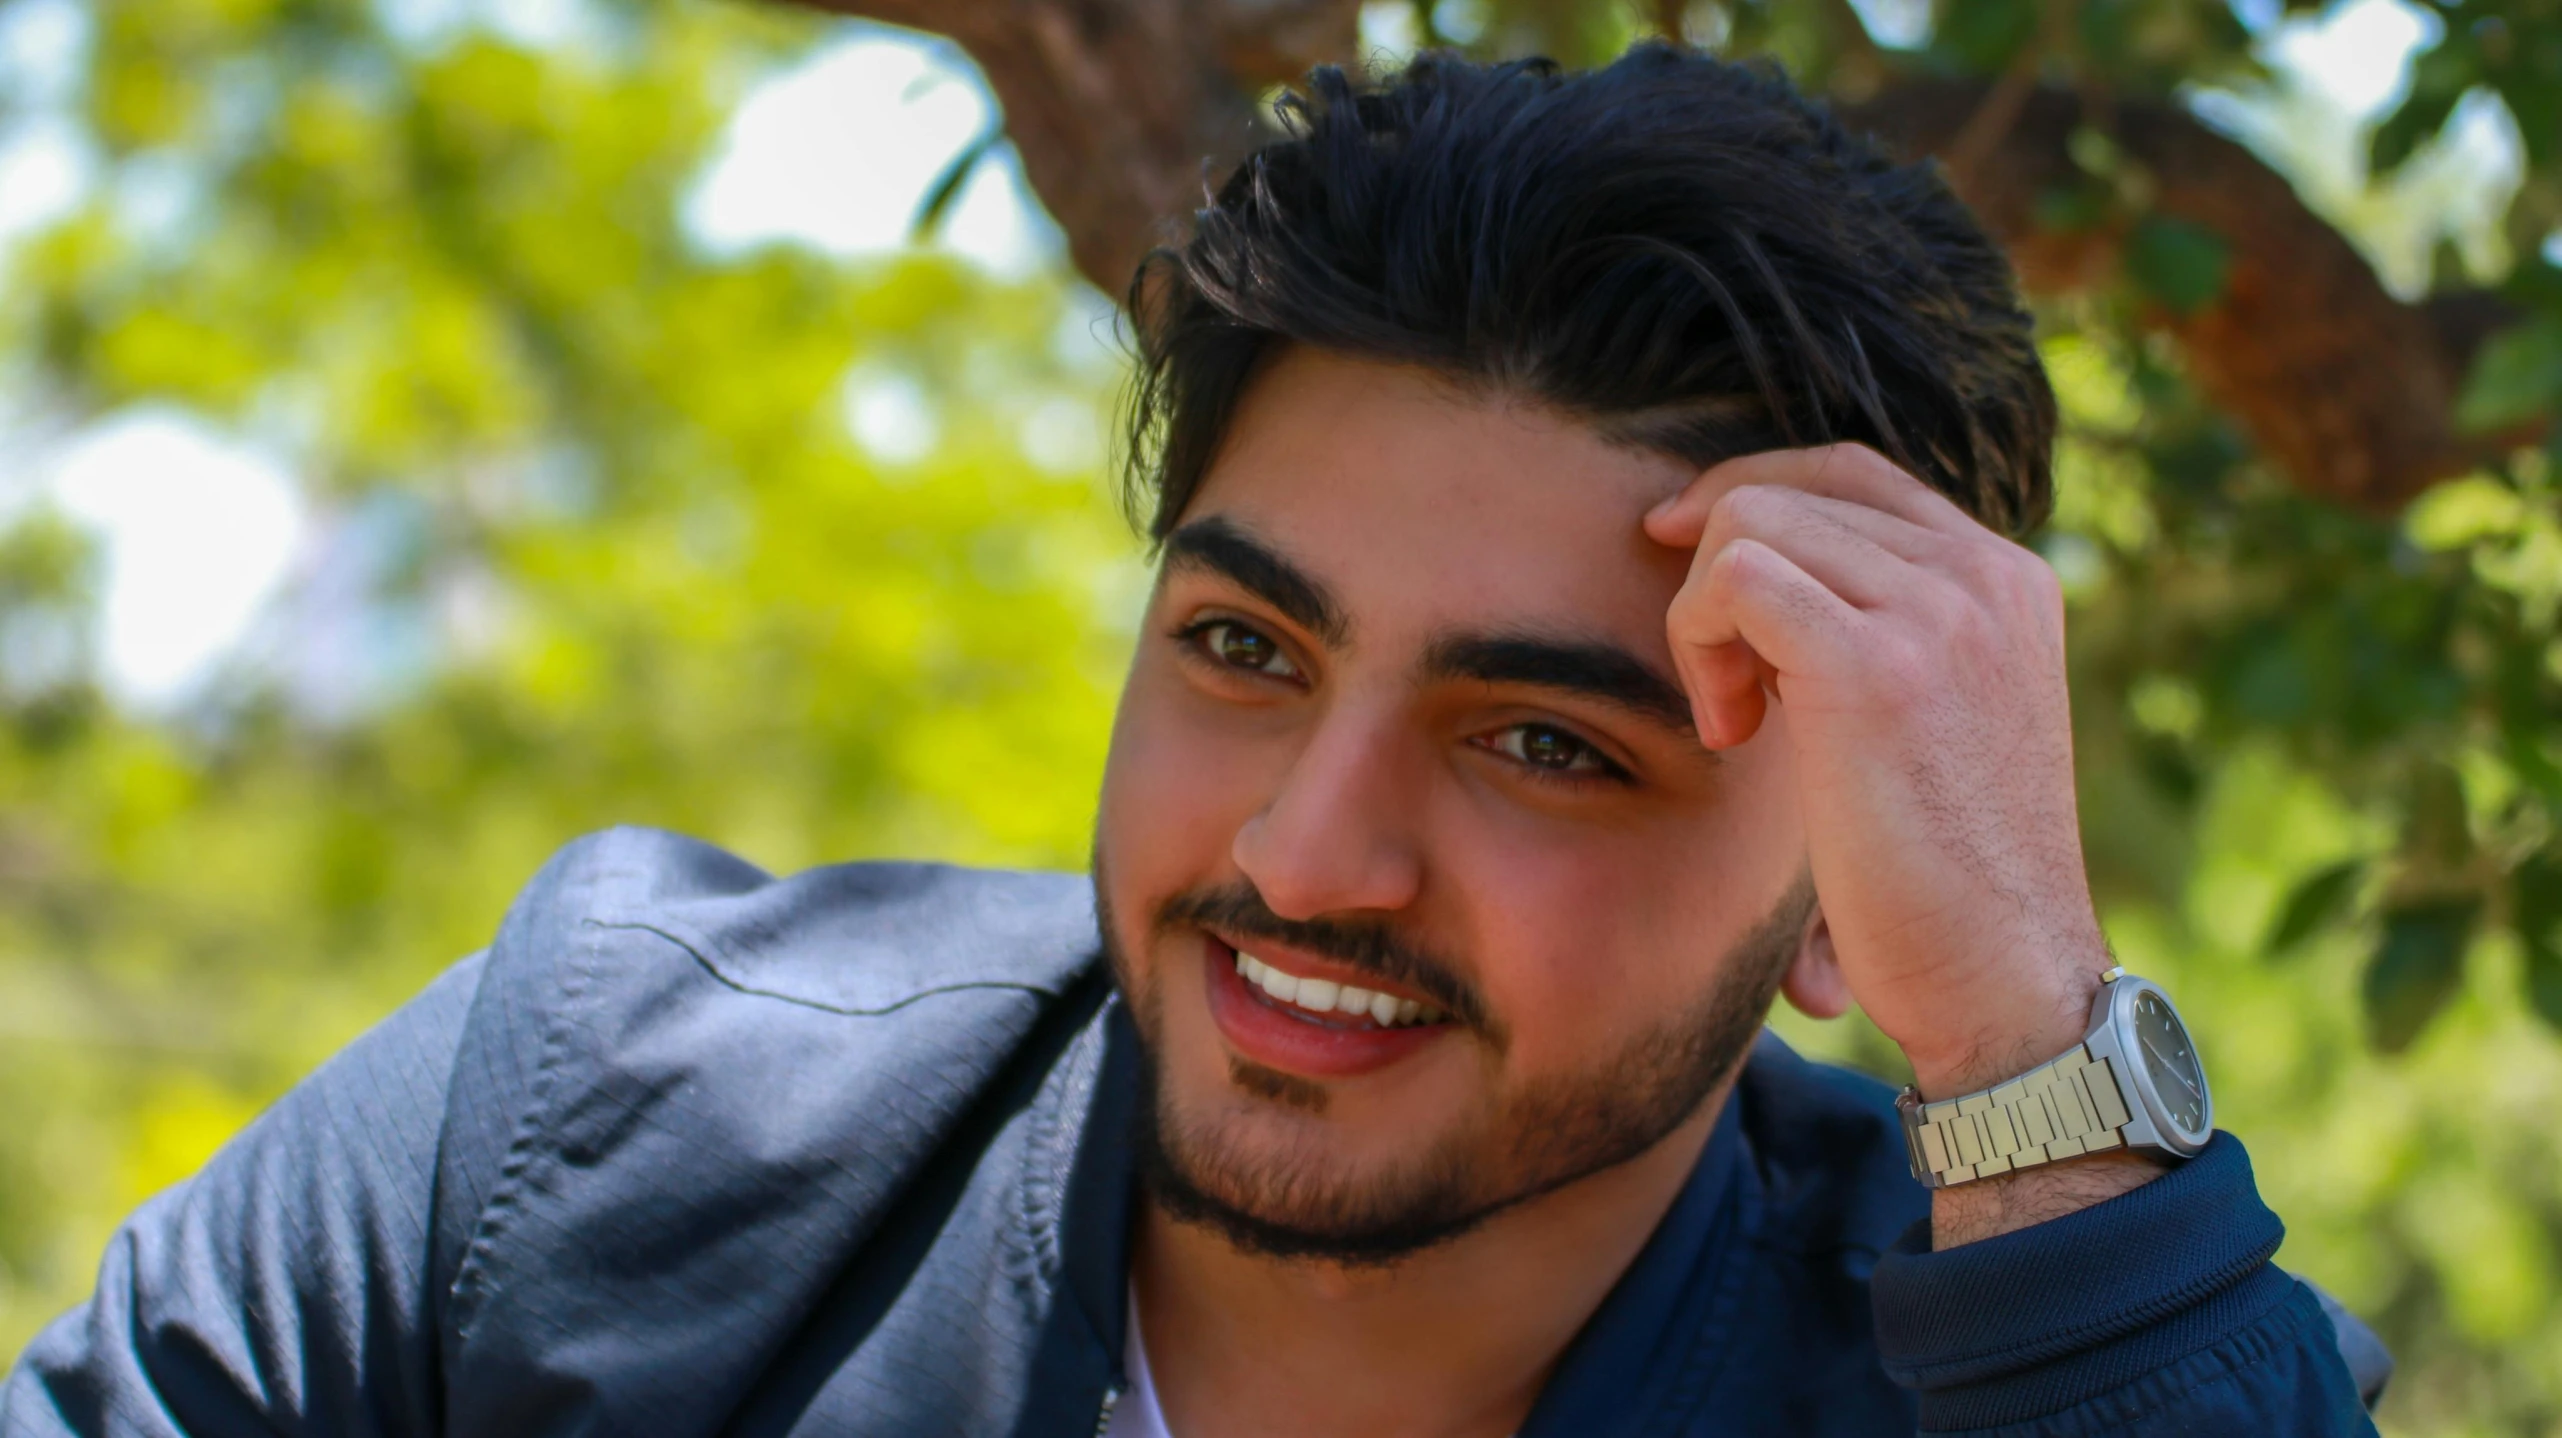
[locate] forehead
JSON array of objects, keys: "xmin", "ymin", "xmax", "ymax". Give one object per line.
[{"xmin": 1182, "ymin": 350, "xmax": 1699, "ymax": 644}]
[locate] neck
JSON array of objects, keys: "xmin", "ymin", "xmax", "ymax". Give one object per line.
[{"xmin": 1128, "ymin": 1082, "xmax": 1733, "ymax": 1438}]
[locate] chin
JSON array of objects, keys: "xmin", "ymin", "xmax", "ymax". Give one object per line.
[{"xmin": 1137, "ymin": 1092, "xmax": 1515, "ymax": 1267}]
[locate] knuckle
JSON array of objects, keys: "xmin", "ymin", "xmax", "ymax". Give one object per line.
[
  {"xmin": 1833, "ymin": 441, "xmax": 1889, "ymax": 471},
  {"xmin": 1954, "ymin": 537, "xmax": 2042, "ymax": 599},
  {"xmin": 1702, "ymin": 543, "xmax": 1756, "ymax": 604},
  {"xmin": 1710, "ymin": 534, "xmax": 1766, "ymax": 577},
  {"xmin": 1993, "ymin": 545, "xmax": 2063, "ymax": 613},
  {"xmin": 1822, "ymin": 441, "xmax": 1899, "ymax": 483},
  {"xmin": 2022, "ymin": 550, "xmax": 2066, "ymax": 604},
  {"xmin": 1866, "ymin": 635, "xmax": 1933, "ymax": 705},
  {"xmin": 1711, "ymin": 484, "xmax": 1782, "ymax": 534},
  {"xmin": 1665, "ymin": 574, "xmax": 1717, "ymax": 630}
]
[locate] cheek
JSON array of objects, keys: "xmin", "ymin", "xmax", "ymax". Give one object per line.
[
  {"xmin": 1433, "ymin": 735, "xmax": 1805, "ymax": 1064},
  {"xmin": 1096, "ymin": 659, "xmax": 1282, "ymax": 949}
]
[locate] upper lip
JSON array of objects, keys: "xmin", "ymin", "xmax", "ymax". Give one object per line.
[{"xmin": 1205, "ymin": 930, "xmax": 1440, "ymax": 1009}]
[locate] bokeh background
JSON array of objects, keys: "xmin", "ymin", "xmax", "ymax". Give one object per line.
[{"xmin": 1, "ymin": 0, "xmax": 2559, "ymax": 1431}]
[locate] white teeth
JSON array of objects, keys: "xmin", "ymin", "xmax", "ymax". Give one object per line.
[{"xmin": 1234, "ymin": 948, "xmax": 1442, "ymax": 1028}]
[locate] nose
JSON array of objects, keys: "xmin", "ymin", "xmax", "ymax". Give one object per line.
[{"xmin": 1231, "ymin": 702, "xmax": 1426, "ymax": 921}]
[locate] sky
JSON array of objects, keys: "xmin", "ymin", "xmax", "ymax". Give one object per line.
[{"xmin": 0, "ymin": 0, "xmax": 2528, "ymax": 710}]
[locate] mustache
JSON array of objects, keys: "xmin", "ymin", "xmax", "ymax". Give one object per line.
[{"xmin": 1155, "ymin": 881, "xmax": 1497, "ymax": 1041}]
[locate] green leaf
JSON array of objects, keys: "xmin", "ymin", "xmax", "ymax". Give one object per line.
[
  {"xmin": 2265, "ymin": 859, "xmax": 2364, "ymax": 957},
  {"xmin": 909, "ymin": 127, "xmax": 1005, "ymax": 244},
  {"xmin": 2495, "ymin": 71, "xmax": 2561, "ymax": 168},
  {"xmin": 2368, "ymin": 80, "xmax": 2465, "ymax": 175},
  {"xmin": 2032, "ymin": 181, "xmax": 2112, "ymax": 235},
  {"xmin": 2525, "ymin": 934, "xmax": 2562, "ymax": 1033},
  {"xmin": 2516, "ymin": 853, "xmax": 2562, "ymax": 1032},
  {"xmin": 2363, "ymin": 897, "xmax": 2479, "ymax": 1053},
  {"xmin": 1930, "ymin": 0, "xmax": 2040, "ymax": 72},
  {"xmin": 2125, "ymin": 214, "xmax": 2229, "ymax": 317},
  {"xmin": 2455, "ymin": 317, "xmax": 2562, "ymax": 436},
  {"xmin": 2406, "ymin": 758, "xmax": 2475, "ymax": 870}
]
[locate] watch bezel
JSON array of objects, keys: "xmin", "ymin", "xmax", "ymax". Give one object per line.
[{"xmin": 2082, "ymin": 973, "xmax": 2213, "ymax": 1157}]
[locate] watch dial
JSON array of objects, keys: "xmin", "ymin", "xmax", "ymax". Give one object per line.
[{"xmin": 2133, "ymin": 991, "xmax": 2208, "ymax": 1137}]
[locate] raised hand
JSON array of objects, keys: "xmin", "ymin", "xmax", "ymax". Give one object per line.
[{"xmin": 1642, "ymin": 444, "xmax": 2109, "ymax": 1104}]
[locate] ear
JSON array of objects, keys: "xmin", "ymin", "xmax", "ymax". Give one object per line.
[{"xmin": 1779, "ymin": 905, "xmax": 1852, "ymax": 1021}]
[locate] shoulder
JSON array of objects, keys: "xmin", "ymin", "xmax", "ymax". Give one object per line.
[
  {"xmin": 492, "ymin": 824, "xmax": 1099, "ymax": 1011},
  {"xmin": 449, "ymin": 825, "xmax": 1104, "ymax": 1147},
  {"xmin": 1733, "ymin": 1032, "xmax": 1929, "ymax": 1260},
  {"xmin": 432, "ymin": 827, "xmax": 1108, "ymax": 1413}
]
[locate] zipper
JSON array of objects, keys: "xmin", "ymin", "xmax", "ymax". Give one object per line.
[{"xmin": 1092, "ymin": 1383, "xmax": 1122, "ymax": 1436}]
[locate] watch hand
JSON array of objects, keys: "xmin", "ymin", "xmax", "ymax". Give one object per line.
[{"xmin": 2141, "ymin": 1033, "xmax": 2204, "ymax": 1101}]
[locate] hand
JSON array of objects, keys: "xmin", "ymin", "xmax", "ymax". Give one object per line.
[{"xmin": 1643, "ymin": 444, "xmax": 2109, "ymax": 1102}]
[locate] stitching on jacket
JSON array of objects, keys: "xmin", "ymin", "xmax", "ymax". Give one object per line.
[
  {"xmin": 442, "ymin": 838, "xmax": 616, "ymax": 1344},
  {"xmin": 606, "ymin": 916, "xmax": 1079, "ymax": 1015},
  {"xmin": 1013, "ymin": 1010, "xmax": 1096, "ymax": 1293}
]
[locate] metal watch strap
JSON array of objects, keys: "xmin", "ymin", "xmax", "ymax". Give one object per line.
[{"xmin": 1897, "ymin": 1043, "xmax": 2134, "ymax": 1189}]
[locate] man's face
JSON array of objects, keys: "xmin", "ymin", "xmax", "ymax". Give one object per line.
[{"xmin": 1095, "ymin": 349, "xmax": 1811, "ymax": 1262}]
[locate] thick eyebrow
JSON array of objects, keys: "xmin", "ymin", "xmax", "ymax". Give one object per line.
[
  {"xmin": 1421, "ymin": 630, "xmax": 1700, "ymax": 738},
  {"xmin": 1160, "ymin": 516, "xmax": 1348, "ymax": 646}
]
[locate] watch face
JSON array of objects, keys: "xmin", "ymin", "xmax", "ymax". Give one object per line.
[{"xmin": 2132, "ymin": 989, "xmax": 2209, "ymax": 1137}]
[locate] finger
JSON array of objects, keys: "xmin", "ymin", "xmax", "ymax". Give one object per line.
[
  {"xmin": 1687, "ymin": 484, "xmax": 1940, "ymax": 609},
  {"xmin": 1675, "ymin": 638, "xmax": 1766, "ymax": 750},
  {"xmin": 1669, "ymin": 538, "xmax": 1864, "ymax": 748},
  {"xmin": 1646, "ymin": 442, "xmax": 1973, "ymax": 544},
  {"xmin": 1716, "ymin": 487, "xmax": 1947, "ymax": 563}
]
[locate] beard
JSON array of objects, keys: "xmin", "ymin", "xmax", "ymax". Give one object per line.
[{"xmin": 1097, "ymin": 858, "xmax": 1814, "ymax": 1267}]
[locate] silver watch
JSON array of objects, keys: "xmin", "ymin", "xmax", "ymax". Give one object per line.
[{"xmin": 1896, "ymin": 968, "xmax": 2212, "ymax": 1189}]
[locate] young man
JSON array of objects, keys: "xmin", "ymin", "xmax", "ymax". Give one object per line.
[{"xmin": 3, "ymin": 46, "xmax": 2385, "ymax": 1438}]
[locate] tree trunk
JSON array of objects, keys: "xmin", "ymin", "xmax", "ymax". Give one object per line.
[
  {"xmin": 781, "ymin": 0, "xmax": 1357, "ymax": 297},
  {"xmin": 778, "ymin": 0, "xmax": 2537, "ymax": 513}
]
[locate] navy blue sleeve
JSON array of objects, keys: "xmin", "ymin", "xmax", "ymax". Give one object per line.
[
  {"xmin": 0, "ymin": 956, "xmax": 482, "ymax": 1438},
  {"xmin": 1870, "ymin": 1133, "xmax": 2377, "ymax": 1437}
]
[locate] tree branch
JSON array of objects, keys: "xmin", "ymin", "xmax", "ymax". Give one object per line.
[
  {"xmin": 765, "ymin": 0, "xmax": 2541, "ymax": 512},
  {"xmin": 783, "ymin": 0, "xmax": 1360, "ymax": 290},
  {"xmin": 1844, "ymin": 79, "xmax": 2530, "ymax": 511}
]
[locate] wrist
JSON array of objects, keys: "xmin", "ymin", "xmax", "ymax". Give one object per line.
[
  {"xmin": 1900, "ymin": 953, "xmax": 2110, "ymax": 1101},
  {"xmin": 1929, "ymin": 1147, "xmax": 2169, "ymax": 1247}
]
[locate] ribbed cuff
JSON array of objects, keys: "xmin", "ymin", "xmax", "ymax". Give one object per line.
[{"xmin": 1872, "ymin": 1132, "xmax": 2299, "ymax": 1429}]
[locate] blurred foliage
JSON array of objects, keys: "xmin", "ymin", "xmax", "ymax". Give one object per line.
[
  {"xmin": 0, "ymin": 0, "xmax": 1141, "ymax": 1373},
  {"xmin": 0, "ymin": 0, "xmax": 2558, "ymax": 1434}
]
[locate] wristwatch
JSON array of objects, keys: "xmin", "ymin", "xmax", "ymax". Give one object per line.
[{"xmin": 1896, "ymin": 967, "xmax": 2212, "ymax": 1189}]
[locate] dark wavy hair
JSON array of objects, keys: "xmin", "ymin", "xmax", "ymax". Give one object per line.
[{"xmin": 1123, "ymin": 45, "xmax": 2057, "ymax": 538}]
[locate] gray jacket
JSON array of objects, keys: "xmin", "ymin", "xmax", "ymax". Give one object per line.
[{"xmin": 2, "ymin": 828, "xmax": 2387, "ymax": 1435}]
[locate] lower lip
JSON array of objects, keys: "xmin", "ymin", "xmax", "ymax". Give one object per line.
[{"xmin": 1202, "ymin": 939, "xmax": 1452, "ymax": 1080}]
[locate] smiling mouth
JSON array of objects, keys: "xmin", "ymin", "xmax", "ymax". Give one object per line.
[{"xmin": 1232, "ymin": 950, "xmax": 1449, "ymax": 1030}]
